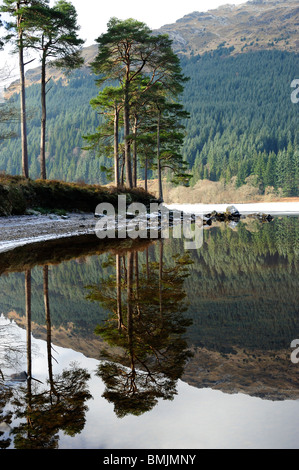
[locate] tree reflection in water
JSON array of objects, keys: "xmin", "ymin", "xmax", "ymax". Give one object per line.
[
  {"xmin": 0, "ymin": 276, "xmax": 30, "ymax": 449},
  {"xmin": 86, "ymin": 241, "xmax": 194, "ymax": 418},
  {"xmin": 0, "ymin": 364, "xmax": 13, "ymax": 449},
  {"xmin": 0, "ymin": 267, "xmax": 92, "ymax": 449}
]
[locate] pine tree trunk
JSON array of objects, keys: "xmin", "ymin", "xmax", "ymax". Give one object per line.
[
  {"xmin": 126, "ymin": 252, "xmax": 135, "ymax": 374},
  {"xmin": 19, "ymin": 32, "xmax": 29, "ymax": 179},
  {"xmin": 25, "ymin": 270, "xmax": 31, "ymax": 379},
  {"xmin": 157, "ymin": 110, "xmax": 163, "ymax": 202},
  {"xmin": 121, "ymin": 153, "xmax": 125, "ymax": 186},
  {"xmin": 43, "ymin": 265, "xmax": 54, "ymax": 385},
  {"xmin": 132, "ymin": 115, "xmax": 138, "ymax": 188},
  {"xmin": 159, "ymin": 241, "xmax": 163, "ymax": 316},
  {"xmin": 40, "ymin": 53, "xmax": 47, "ymax": 179},
  {"xmin": 144, "ymin": 156, "xmax": 148, "ymax": 193},
  {"xmin": 114, "ymin": 109, "xmax": 120, "ymax": 187},
  {"xmin": 116, "ymin": 255, "xmax": 122, "ymax": 331},
  {"xmin": 124, "ymin": 82, "xmax": 133, "ymax": 188}
]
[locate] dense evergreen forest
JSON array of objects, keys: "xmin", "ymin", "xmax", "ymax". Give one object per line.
[
  {"xmin": 181, "ymin": 49, "xmax": 299, "ymax": 196},
  {"xmin": 1, "ymin": 69, "xmax": 102, "ymax": 182},
  {"xmin": 1, "ymin": 48, "xmax": 298, "ymax": 196}
]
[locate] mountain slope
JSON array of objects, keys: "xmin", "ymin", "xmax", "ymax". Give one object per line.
[
  {"xmin": 155, "ymin": 0, "xmax": 299, "ymax": 55},
  {"xmin": 5, "ymin": 0, "xmax": 298, "ymax": 92}
]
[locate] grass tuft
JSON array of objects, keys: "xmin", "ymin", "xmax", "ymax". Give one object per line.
[{"xmin": 0, "ymin": 175, "xmax": 157, "ymax": 217}]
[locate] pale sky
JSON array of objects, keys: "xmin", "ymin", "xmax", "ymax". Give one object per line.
[
  {"xmin": 61, "ymin": 0, "xmax": 246, "ymax": 46},
  {"xmin": 0, "ymin": 0, "xmax": 246, "ymax": 87}
]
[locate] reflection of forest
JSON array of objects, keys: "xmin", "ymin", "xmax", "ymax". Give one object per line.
[
  {"xmin": 1, "ymin": 217, "xmax": 298, "ymax": 351},
  {"xmin": 86, "ymin": 243, "xmax": 194, "ymax": 417},
  {"xmin": 0, "ymin": 215, "xmax": 298, "ymax": 423},
  {"xmin": 180, "ymin": 216, "xmax": 299, "ymax": 400},
  {"xmin": 0, "ymin": 242, "xmax": 193, "ymax": 447},
  {"xmin": 184, "ymin": 217, "xmax": 299, "ymax": 351}
]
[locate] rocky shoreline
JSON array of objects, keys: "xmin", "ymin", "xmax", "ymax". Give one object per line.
[{"xmin": 0, "ymin": 203, "xmax": 292, "ymax": 254}]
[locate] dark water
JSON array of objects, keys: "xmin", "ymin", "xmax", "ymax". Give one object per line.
[{"xmin": 0, "ymin": 215, "xmax": 299, "ymax": 449}]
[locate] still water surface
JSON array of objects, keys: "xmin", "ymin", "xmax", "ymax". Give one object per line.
[{"xmin": 0, "ymin": 215, "xmax": 298, "ymax": 449}]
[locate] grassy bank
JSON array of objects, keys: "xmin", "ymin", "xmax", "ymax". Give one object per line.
[
  {"xmin": 0, "ymin": 175, "xmax": 157, "ymax": 217},
  {"xmin": 143, "ymin": 177, "xmax": 299, "ymax": 205}
]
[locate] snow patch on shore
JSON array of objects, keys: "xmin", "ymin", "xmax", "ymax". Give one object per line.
[
  {"xmin": 166, "ymin": 202, "xmax": 299, "ymax": 216},
  {"xmin": 0, "ymin": 213, "xmax": 97, "ymax": 254},
  {"xmin": 0, "ymin": 229, "xmax": 95, "ymax": 254}
]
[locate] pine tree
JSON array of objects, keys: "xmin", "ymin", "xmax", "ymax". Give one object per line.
[
  {"xmin": 264, "ymin": 151, "xmax": 276, "ymax": 188},
  {"xmin": 91, "ymin": 18, "xmax": 188, "ymax": 189},
  {"xmin": 0, "ymin": 0, "xmax": 49, "ymax": 178},
  {"xmin": 22, "ymin": 0, "xmax": 84, "ymax": 179},
  {"xmin": 83, "ymin": 86, "xmax": 124, "ymax": 187}
]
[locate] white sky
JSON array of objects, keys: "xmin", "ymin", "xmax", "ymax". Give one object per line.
[
  {"xmin": 0, "ymin": 0, "xmax": 246, "ymax": 87},
  {"xmin": 63, "ymin": 0, "xmax": 246, "ymax": 47}
]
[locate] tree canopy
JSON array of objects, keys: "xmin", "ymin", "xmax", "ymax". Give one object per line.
[{"xmin": 89, "ymin": 18, "xmax": 190, "ymax": 195}]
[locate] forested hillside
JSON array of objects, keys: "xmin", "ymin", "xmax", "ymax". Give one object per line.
[
  {"xmin": 181, "ymin": 49, "xmax": 299, "ymax": 195},
  {"xmin": 1, "ymin": 68, "xmax": 105, "ymax": 183},
  {"xmin": 1, "ymin": 47, "xmax": 298, "ymax": 195}
]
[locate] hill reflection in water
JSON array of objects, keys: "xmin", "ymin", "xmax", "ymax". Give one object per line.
[{"xmin": 0, "ymin": 215, "xmax": 298, "ymax": 448}]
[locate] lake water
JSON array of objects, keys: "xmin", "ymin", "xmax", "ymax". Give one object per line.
[{"xmin": 0, "ymin": 211, "xmax": 299, "ymax": 450}]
